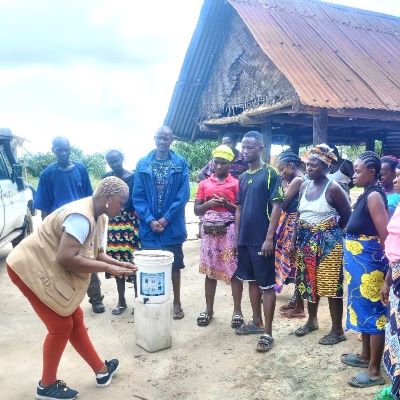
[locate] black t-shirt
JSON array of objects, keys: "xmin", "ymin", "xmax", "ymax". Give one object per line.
[
  {"xmin": 237, "ymin": 166, "xmax": 283, "ymax": 246},
  {"xmin": 346, "ymin": 186, "xmax": 387, "ymax": 236}
]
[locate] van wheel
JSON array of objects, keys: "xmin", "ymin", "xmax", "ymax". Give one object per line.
[{"xmin": 12, "ymin": 209, "xmax": 34, "ymax": 247}]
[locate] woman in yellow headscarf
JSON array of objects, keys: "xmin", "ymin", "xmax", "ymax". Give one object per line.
[{"xmin": 194, "ymin": 145, "xmax": 239, "ymax": 326}]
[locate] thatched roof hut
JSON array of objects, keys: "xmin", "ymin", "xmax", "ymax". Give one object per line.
[{"xmin": 165, "ymin": 0, "xmax": 400, "ymax": 157}]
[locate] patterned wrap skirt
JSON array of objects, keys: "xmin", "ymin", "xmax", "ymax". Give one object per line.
[
  {"xmin": 199, "ymin": 210, "xmax": 237, "ymax": 283},
  {"xmin": 295, "ymin": 217, "xmax": 344, "ymax": 303},
  {"xmin": 344, "ymin": 234, "xmax": 388, "ymax": 334},
  {"xmin": 384, "ymin": 260, "xmax": 400, "ymax": 398},
  {"xmin": 275, "ymin": 211, "xmax": 297, "ymax": 293},
  {"xmin": 106, "ymin": 210, "xmax": 141, "ymax": 282}
]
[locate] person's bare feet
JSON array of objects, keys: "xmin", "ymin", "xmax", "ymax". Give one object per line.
[
  {"xmin": 279, "ymin": 302, "xmax": 295, "ymax": 312},
  {"xmin": 280, "ymin": 309, "xmax": 306, "ymax": 319}
]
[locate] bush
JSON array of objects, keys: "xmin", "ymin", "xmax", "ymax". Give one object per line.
[
  {"xmin": 173, "ymin": 140, "xmax": 218, "ymax": 181},
  {"xmin": 20, "ymin": 146, "xmax": 106, "ymax": 188}
]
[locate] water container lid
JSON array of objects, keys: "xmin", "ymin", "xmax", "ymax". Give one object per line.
[{"xmin": 133, "ymin": 250, "xmax": 174, "ymax": 264}]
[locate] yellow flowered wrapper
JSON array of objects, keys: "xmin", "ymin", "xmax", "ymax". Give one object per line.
[
  {"xmin": 360, "ymin": 271, "xmax": 385, "ymax": 302},
  {"xmin": 345, "ymin": 240, "xmax": 363, "ymax": 256},
  {"xmin": 349, "ymin": 305, "xmax": 358, "ymax": 326},
  {"xmin": 376, "ymin": 315, "xmax": 387, "ymax": 330}
]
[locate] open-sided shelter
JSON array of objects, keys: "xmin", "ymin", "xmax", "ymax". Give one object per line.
[{"xmin": 165, "ymin": 0, "xmax": 400, "ymax": 158}]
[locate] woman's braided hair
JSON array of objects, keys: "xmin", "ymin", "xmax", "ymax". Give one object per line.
[
  {"xmin": 93, "ymin": 176, "xmax": 128, "ymax": 198},
  {"xmin": 277, "ymin": 149, "xmax": 303, "ymax": 168},
  {"xmin": 357, "ymin": 151, "xmax": 381, "ymax": 178},
  {"xmin": 381, "ymin": 155, "xmax": 399, "ymax": 171}
]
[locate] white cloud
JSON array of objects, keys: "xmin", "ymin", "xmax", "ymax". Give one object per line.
[{"xmin": 0, "ymin": 0, "xmax": 399, "ymax": 169}]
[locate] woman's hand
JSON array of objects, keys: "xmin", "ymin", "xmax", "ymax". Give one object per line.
[
  {"xmin": 206, "ymin": 198, "xmax": 222, "ymax": 209},
  {"xmin": 381, "ymin": 281, "xmax": 390, "ymax": 306},
  {"xmin": 106, "ymin": 263, "xmax": 137, "ymax": 278},
  {"xmin": 119, "ymin": 261, "xmax": 137, "ymax": 272}
]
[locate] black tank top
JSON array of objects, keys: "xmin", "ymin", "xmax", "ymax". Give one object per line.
[{"xmin": 346, "ymin": 186, "xmax": 387, "ymax": 236}]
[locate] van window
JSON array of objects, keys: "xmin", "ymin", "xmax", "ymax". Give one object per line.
[{"xmin": 0, "ymin": 146, "xmax": 10, "ymax": 179}]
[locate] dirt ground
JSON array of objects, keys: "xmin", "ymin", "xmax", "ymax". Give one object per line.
[{"xmin": 0, "ymin": 231, "xmax": 384, "ymax": 400}]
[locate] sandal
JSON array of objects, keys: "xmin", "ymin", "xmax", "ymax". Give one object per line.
[
  {"xmin": 231, "ymin": 313, "xmax": 244, "ymax": 329},
  {"xmin": 348, "ymin": 372, "xmax": 385, "ymax": 388},
  {"xmin": 295, "ymin": 322, "xmax": 319, "ymax": 337},
  {"xmin": 341, "ymin": 353, "xmax": 368, "ymax": 368},
  {"xmin": 112, "ymin": 302, "xmax": 127, "ymax": 315},
  {"xmin": 235, "ymin": 321, "xmax": 264, "ymax": 335},
  {"xmin": 197, "ymin": 312, "xmax": 212, "ymax": 327},
  {"xmin": 256, "ymin": 333, "xmax": 274, "ymax": 352},
  {"xmin": 319, "ymin": 332, "xmax": 346, "ymax": 345},
  {"xmin": 173, "ymin": 309, "xmax": 185, "ymax": 320}
]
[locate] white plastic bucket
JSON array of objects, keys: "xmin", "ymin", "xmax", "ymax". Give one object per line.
[
  {"xmin": 134, "ymin": 298, "xmax": 172, "ymax": 352},
  {"xmin": 133, "ymin": 250, "xmax": 174, "ymax": 304}
]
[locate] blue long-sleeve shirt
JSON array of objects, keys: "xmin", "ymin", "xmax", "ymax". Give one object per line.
[{"xmin": 133, "ymin": 150, "xmax": 189, "ymax": 248}]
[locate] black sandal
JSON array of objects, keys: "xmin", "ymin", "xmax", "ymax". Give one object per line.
[
  {"xmin": 295, "ymin": 322, "xmax": 319, "ymax": 337},
  {"xmin": 256, "ymin": 333, "xmax": 274, "ymax": 352},
  {"xmin": 112, "ymin": 302, "xmax": 127, "ymax": 315},
  {"xmin": 197, "ymin": 312, "xmax": 212, "ymax": 327},
  {"xmin": 231, "ymin": 313, "xmax": 244, "ymax": 329}
]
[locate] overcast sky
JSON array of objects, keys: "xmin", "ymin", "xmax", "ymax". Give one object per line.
[{"xmin": 0, "ymin": 0, "xmax": 399, "ymax": 167}]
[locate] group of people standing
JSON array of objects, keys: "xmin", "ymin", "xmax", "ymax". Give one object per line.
[
  {"xmin": 195, "ymin": 136, "xmax": 400, "ymax": 399},
  {"xmin": 6, "ymin": 127, "xmax": 190, "ymax": 400},
  {"xmin": 6, "ymin": 126, "xmax": 400, "ymax": 399}
]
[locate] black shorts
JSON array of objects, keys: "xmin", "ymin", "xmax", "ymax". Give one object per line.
[
  {"xmin": 161, "ymin": 244, "xmax": 185, "ymax": 271},
  {"xmin": 235, "ymin": 246, "xmax": 275, "ymax": 290}
]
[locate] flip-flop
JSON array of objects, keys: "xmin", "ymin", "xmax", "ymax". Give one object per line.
[
  {"xmin": 295, "ymin": 323, "xmax": 319, "ymax": 337},
  {"xmin": 235, "ymin": 321, "xmax": 264, "ymax": 335},
  {"xmin": 348, "ymin": 372, "xmax": 385, "ymax": 388},
  {"xmin": 341, "ymin": 353, "xmax": 369, "ymax": 368},
  {"xmin": 319, "ymin": 332, "xmax": 346, "ymax": 345},
  {"xmin": 231, "ymin": 313, "xmax": 244, "ymax": 329}
]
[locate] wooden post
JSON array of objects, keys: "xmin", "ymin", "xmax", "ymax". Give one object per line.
[
  {"xmin": 261, "ymin": 124, "xmax": 272, "ymax": 164},
  {"xmin": 313, "ymin": 109, "xmax": 328, "ymax": 145},
  {"xmin": 290, "ymin": 134, "xmax": 300, "ymax": 155},
  {"xmin": 366, "ymin": 137, "xmax": 375, "ymax": 152}
]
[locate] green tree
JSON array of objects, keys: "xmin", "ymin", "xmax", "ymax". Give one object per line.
[
  {"xmin": 20, "ymin": 146, "xmax": 106, "ymax": 187},
  {"xmin": 172, "ymin": 140, "xmax": 218, "ymax": 180}
]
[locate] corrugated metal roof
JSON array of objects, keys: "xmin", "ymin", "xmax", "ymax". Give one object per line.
[
  {"xmin": 165, "ymin": 0, "xmax": 400, "ymax": 139},
  {"xmin": 164, "ymin": 0, "xmax": 232, "ymax": 140},
  {"xmin": 229, "ymin": 0, "xmax": 400, "ymax": 111}
]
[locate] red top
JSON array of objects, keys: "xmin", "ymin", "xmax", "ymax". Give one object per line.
[{"xmin": 196, "ymin": 173, "xmax": 239, "ymax": 212}]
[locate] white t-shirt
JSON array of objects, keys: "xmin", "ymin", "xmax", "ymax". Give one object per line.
[{"xmin": 62, "ymin": 214, "xmax": 91, "ymax": 244}]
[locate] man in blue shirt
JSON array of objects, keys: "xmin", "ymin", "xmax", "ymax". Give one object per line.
[
  {"xmin": 34, "ymin": 137, "xmax": 104, "ymax": 313},
  {"xmin": 133, "ymin": 126, "xmax": 190, "ymax": 319}
]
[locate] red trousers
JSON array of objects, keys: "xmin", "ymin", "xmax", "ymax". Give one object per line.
[{"xmin": 7, "ymin": 265, "xmax": 104, "ymax": 385}]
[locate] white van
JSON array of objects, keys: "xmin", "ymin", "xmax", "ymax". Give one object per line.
[{"xmin": 0, "ymin": 129, "xmax": 34, "ymax": 248}]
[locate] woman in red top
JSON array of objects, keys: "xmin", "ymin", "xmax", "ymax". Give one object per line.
[{"xmin": 194, "ymin": 145, "xmax": 239, "ymax": 326}]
